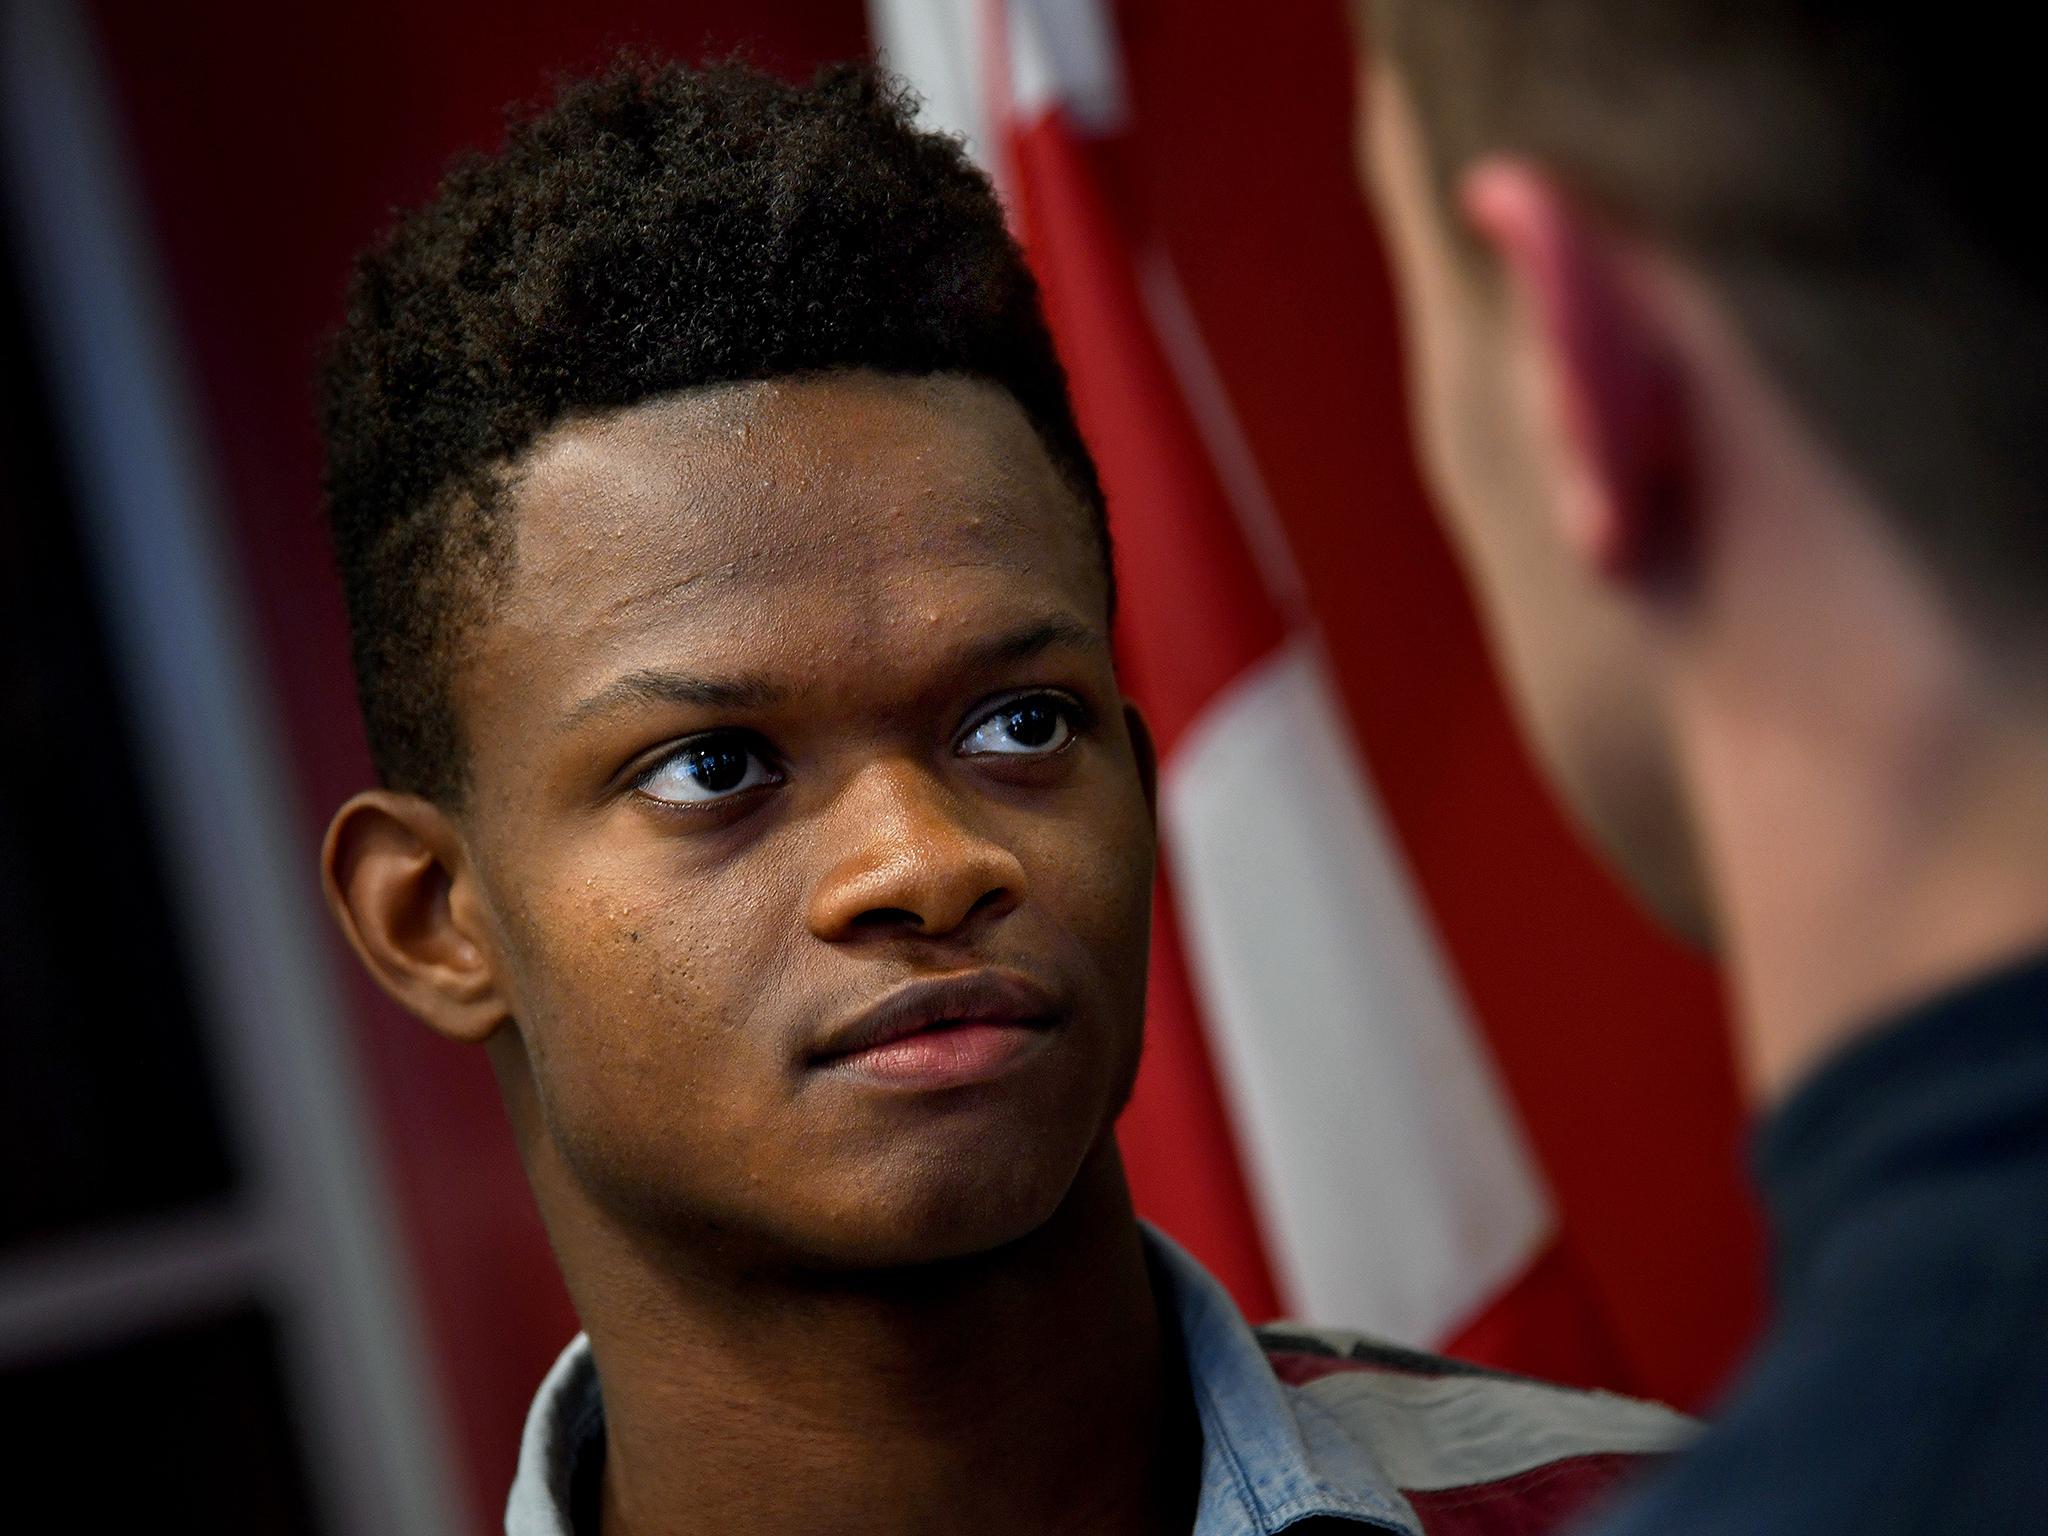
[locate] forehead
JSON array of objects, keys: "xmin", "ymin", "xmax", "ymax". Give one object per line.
[{"xmin": 464, "ymin": 372, "xmax": 1106, "ymax": 704}]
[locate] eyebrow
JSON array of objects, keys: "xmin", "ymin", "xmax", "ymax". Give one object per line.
[
  {"xmin": 559, "ymin": 615, "xmax": 1107, "ymax": 731},
  {"xmin": 560, "ymin": 671, "xmax": 787, "ymax": 730},
  {"xmin": 956, "ymin": 615, "xmax": 1108, "ymax": 670}
]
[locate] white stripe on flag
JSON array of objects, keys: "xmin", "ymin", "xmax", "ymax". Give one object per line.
[
  {"xmin": 872, "ymin": 0, "xmax": 1126, "ymax": 166},
  {"xmin": 1003, "ymin": 0, "xmax": 1125, "ymax": 133},
  {"xmin": 1160, "ymin": 639, "xmax": 1551, "ymax": 1342},
  {"xmin": 869, "ymin": 0, "xmax": 997, "ymax": 172}
]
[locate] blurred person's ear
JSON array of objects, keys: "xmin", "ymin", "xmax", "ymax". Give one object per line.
[
  {"xmin": 322, "ymin": 792, "xmax": 509, "ymax": 1045},
  {"xmin": 1461, "ymin": 162, "xmax": 1693, "ymax": 590}
]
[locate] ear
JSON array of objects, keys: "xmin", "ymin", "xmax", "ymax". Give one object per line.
[
  {"xmin": 1123, "ymin": 702, "xmax": 1159, "ymax": 818},
  {"xmin": 1460, "ymin": 160, "xmax": 1691, "ymax": 585},
  {"xmin": 321, "ymin": 790, "xmax": 510, "ymax": 1045}
]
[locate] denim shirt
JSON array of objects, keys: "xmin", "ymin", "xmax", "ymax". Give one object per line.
[{"xmin": 507, "ymin": 1226, "xmax": 1690, "ymax": 1535}]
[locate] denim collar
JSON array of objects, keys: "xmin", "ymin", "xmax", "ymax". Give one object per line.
[
  {"xmin": 1150, "ymin": 1226, "xmax": 1415, "ymax": 1535},
  {"xmin": 507, "ymin": 1224, "xmax": 1417, "ymax": 1535}
]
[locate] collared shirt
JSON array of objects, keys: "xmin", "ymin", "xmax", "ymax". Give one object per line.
[
  {"xmin": 1590, "ymin": 949, "xmax": 2048, "ymax": 1536},
  {"xmin": 507, "ymin": 1226, "xmax": 1692, "ymax": 1535}
]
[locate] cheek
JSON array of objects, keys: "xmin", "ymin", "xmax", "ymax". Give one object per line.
[
  {"xmin": 1422, "ymin": 316, "xmax": 1514, "ymax": 533},
  {"xmin": 488, "ymin": 852, "xmax": 796, "ymax": 1162},
  {"xmin": 1424, "ymin": 319, "xmax": 1581, "ymax": 688},
  {"xmin": 1028, "ymin": 772, "xmax": 1158, "ymax": 987}
]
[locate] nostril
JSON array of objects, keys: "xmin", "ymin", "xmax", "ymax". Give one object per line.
[
  {"xmin": 967, "ymin": 886, "xmax": 1013, "ymax": 920},
  {"xmin": 839, "ymin": 887, "xmax": 1012, "ymax": 937},
  {"xmin": 848, "ymin": 906, "xmax": 923, "ymax": 932}
]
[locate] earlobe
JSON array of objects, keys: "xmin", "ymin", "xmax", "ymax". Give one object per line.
[
  {"xmin": 321, "ymin": 791, "xmax": 509, "ymax": 1045},
  {"xmin": 1460, "ymin": 161, "xmax": 1692, "ymax": 587}
]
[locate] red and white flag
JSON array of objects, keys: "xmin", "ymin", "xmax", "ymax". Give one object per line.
[{"xmin": 870, "ymin": 0, "xmax": 1758, "ymax": 1395}]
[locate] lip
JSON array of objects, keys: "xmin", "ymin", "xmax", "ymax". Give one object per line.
[{"xmin": 808, "ymin": 971, "xmax": 1063, "ymax": 1089}]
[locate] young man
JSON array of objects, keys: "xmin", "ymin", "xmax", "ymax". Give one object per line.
[
  {"xmin": 316, "ymin": 59, "xmax": 1687, "ymax": 1536},
  {"xmin": 1353, "ymin": 5, "xmax": 2048, "ymax": 1533}
]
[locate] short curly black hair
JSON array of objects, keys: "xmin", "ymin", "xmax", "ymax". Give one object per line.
[{"xmin": 319, "ymin": 58, "xmax": 1108, "ymax": 806}]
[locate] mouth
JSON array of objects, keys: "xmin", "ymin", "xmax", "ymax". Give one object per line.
[{"xmin": 807, "ymin": 971, "xmax": 1063, "ymax": 1089}]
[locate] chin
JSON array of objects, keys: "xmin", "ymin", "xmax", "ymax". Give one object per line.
[
  {"xmin": 1559, "ymin": 738, "xmax": 1715, "ymax": 948},
  {"xmin": 784, "ymin": 1032, "xmax": 1139, "ymax": 1272},
  {"xmin": 1608, "ymin": 829, "xmax": 1717, "ymax": 947},
  {"xmin": 793, "ymin": 1130, "xmax": 1103, "ymax": 1272},
  {"xmin": 557, "ymin": 1043, "xmax": 1139, "ymax": 1276},
  {"xmin": 1519, "ymin": 656, "xmax": 1714, "ymax": 947}
]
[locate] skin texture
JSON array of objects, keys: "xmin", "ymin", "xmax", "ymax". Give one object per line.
[
  {"xmin": 1358, "ymin": 57, "xmax": 2048, "ymax": 1100},
  {"xmin": 323, "ymin": 372, "xmax": 1199, "ymax": 1536}
]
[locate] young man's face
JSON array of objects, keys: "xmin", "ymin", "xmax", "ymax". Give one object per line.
[{"xmin": 446, "ymin": 372, "xmax": 1155, "ymax": 1271}]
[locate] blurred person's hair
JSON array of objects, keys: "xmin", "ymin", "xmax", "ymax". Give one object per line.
[
  {"xmin": 318, "ymin": 59, "xmax": 1107, "ymax": 806},
  {"xmin": 1363, "ymin": 2, "xmax": 2048, "ymax": 650}
]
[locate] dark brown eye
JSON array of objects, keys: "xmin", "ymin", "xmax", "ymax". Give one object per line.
[
  {"xmin": 960, "ymin": 694, "xmax": 1075, "ymax": 757},
  {"xmin": 638, "ymin": 736, "xmax": 776, "ymax": 804}
]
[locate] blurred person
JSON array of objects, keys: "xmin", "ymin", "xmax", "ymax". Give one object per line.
[
  {"xmin": 1353, "ymin": 3, "xmax": 2048, "ymax": 1533},
  {"xmin": 315, "ymin": 57, "xmax": 1689, "ymax": 1536}
]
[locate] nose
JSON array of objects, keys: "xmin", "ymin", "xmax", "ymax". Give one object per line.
[{"xmin": 806, "ymin": 759, "xmax": 1026, "ymax": 942}]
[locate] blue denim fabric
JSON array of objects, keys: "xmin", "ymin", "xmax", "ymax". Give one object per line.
[{"xmin": 505, "ymin": 1225, "xmax": 1417, "ymax": 1535}]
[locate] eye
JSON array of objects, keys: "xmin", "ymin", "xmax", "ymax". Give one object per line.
[
  {"xmin": 636, "ymin": 735, "xmax": 779, "ymax": 806},
  {"xmin": 959, "ymin": 693, "xmax": 1078, "ymax": 757}
]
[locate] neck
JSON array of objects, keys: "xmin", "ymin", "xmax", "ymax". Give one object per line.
[
  {"xmin": 1696, "ymin": 683, "xmax": 2048, "ymax": 1103},
  {"xmin": 536, "ymin": 1142, "xmax": 1197, "ymax": 1536},
  {"xmin": 1668, "ymin": 334, "xmax": 2048, "ymax": 1102}
]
